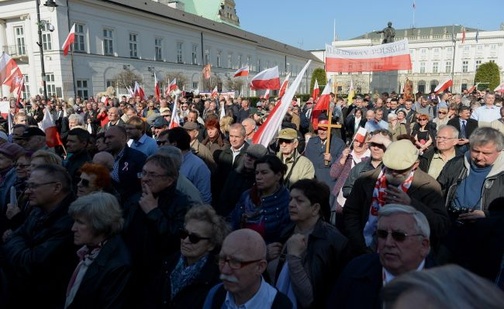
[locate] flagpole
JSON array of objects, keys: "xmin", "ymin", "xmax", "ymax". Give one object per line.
[
  {"xmin": 412, "ymin": 1, "xmax": 416, "ymax": 28},
  {"xmin": 65, "ymin": 0, "xmax": 77, "ymax": 99}
]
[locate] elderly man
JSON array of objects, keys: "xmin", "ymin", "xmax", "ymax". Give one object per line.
[
  {"xmin": 151, "ymin": 116, "xmax": 170, "ymax": 140},
  {"xmin": 241, "ymin": 118, "xmax": 256, "ymax": 142},
  {"xmin": 330, "ymin": 205, "xmax": 433, "ymax": 309},
  {"xmin": 2, "ymin": 164, "xmax": 76, "ymax": 308},
  {"xmin": 276, "ymin": 128, "xmax": 314, "ymax": 187},
  {"xmin": 437, "ymin": 127, "xmax": 504, "ymax": 281},
  {"xmin": 419, "ymin": 125, "xmax": 459, "ymax": 179},
  {"xmin": 471, "ymin": 91, "xmax": 500, "ymax": 123},
  {"xmin": 365, "ymin": 109, "xmax": 388, "ymax": 133},
  {"xmin": 102, "ymin": 107, "xmax": 124, "ymax": 131},
  {"xmin": 344, "ymin": 139, "xmax": 450, "ymax": 256},
  {"xmin": 183, "ymin": 121, "xmax": 215, "ymax": 170},
  {"xmin": 125, "ymin": 116, "xmax": 158, "ymax": 157},
  {"xmin": 203, "ymin": 229, "xmax": 293, "ymax": 308}
]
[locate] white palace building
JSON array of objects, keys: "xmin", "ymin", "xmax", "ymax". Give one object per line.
[{"xmin": 0, "ymin": 0, "xmax": 323, "ymax": 99}]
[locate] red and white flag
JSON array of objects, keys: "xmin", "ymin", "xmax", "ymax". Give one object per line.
[
  {"xmin": 169, "ymin": 95, "xmax": 181, "ymax": 129},
  {"xmin": 169, "ymin": 78, "xmax": 178, "ymax": 92},
  {"xmin": 434, "ymin": 78, "xmax": 453, "ymax": 94},
  {"xmin": 325, "ymin": 39, "xmax": 412, "ymax": 72},
  {"xmin": 494, "ymin": 82, "xmax": 504, "ymax": 93},
  {"xmin": 277, "ymin": 74, "xmax": 290, "ymax": 99},
  {"xmin": 62, "ymin": 23, "xmax": 76, "ymax": 56},
  {"xmin": 126, "ymin": 86, "xmax": 134, "ymax": 97},
  {"xmin": 312, "ymin": 79, "xmax": 320, "ymax": 100},
  {"xmin": 15, "ymin": 75, "xmax": 25, "ymax": 104},
  {"xmin": 41, "ymin": 107, "xmax": 63, "ymax": 147},
  {"xmin": 0, "ymin": 53, "xmax": 23, "ymax": 94},
  {"xmin": 134, "ymin": 81, "xmax": 145, "ymax": 100},
  {"xmin": 262, "ymin": 89, "xmax": 270, "ymax": 100},
  {"xmin": 233, "ymin": 66, "xmax": 249, "ymax": 77},
  {"xmin": 211, "ymin": 86, "xmax": 218, "ymax": 98},
  {"xmin": 252, "ymin": 60, "xmax": 311, "ymax": 147},
  {"xmin": 250, "ymin": 66, "xmax": 280, "ymax": 90},
  {"xmin": 202, "ymin": 64, "xmax": 211, "ymax": 80},
  {"xmin": 461, "ymin": 27, "xmax": 466, "ymax": 44},
  {"xmin": 312, "ymin": 79, "xmax": 332, "ymax": 130},
  {"xmin": 353, "ymin": 127, "xmax": 367, "ymax": 143},
  {"xmin": 154, "ymin": 73, "xmax": 161, "ymax": 101},
  {"xmin": 466, "ymin": 83, "xmax": 480, "ymax": 94}
]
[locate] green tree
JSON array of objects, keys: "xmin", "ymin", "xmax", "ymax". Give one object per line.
[
  {"xmin": 311, "ymin": 68, "xmax": 327, "ymax": 92},
  {"xmin": 474, "ymin": 62, "xmax": 501, "ymax": 91}
]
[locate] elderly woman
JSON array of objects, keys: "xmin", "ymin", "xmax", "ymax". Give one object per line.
[
  {"xmin": 230, "ymin": 155, "xmax": 290, "ymax": 244},
  {"xmin": 29, "ymin": 149, "xmax": 62, "ymax": 172},
  {"xmin": 201, "ymin": 118, "xmax": 230, "ymax": 155},
  {"xmin": 432, "ymin": 103, "xmax": 450, "ymax": 130},
  {"xmin": 153, "ymin": 206, "xmax": 229, "ymax": 308},
  {"xmin": 387, "ymin": 112, "xmax": 407, "ymax": 141},
  {"xmin": 267, "ymin": 179, "xmax": 349, "ymax": 308},
  {"xmin": 76, "ymin": 163, "xmax": 112, "ymax": 197},
  {"xmin": 65, "ymin": 192, "xmax": 131, "ymax": 308}
]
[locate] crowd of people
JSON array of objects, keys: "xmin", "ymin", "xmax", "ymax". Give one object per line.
[{"xmin": 0, "ymin": 88, "xmax": 503, "ymax": 308}]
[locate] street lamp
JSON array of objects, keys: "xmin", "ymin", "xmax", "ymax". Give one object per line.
[{"xmin": 36, "ymin": 0, "xmax": 58, "ymax": 101}]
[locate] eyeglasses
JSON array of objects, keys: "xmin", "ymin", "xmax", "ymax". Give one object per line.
[
  {"xmin": 376, "ymin": 229, "xmax": 424, "ymax": 242},
  {"xmin": 26, "ymin": 181, "xmax": 58, "ymax": 190},
  {"xmin": 217, "ymin": 256, "xmax": 262, "ymax": 270},
  {"xmin": 163, "ymin": 114, "xmax": 172, "ymax": 117},
  {"xmin": 178, "ymin": 228, "xmax": 211, "ymax": 244},
  {"xmin": 438, "ymin": 111, "xmax": 447, "ymax": 115},
  {"xmin": 156, "ymin": 140, "xmax": 168, "ymax": 146},
  {"xmin": 78, "ymin": 178, "xmax": 90, "ymax": 187},
  {"xmin": 435, "ymin": 136, "xmax": 456, "ymax": 140},
  {"xmin": 369, "ymin": 142, "xmax": 386, "ymax": 150},
  {"xmin": 15, "ymin": 163, "xmax": 30, "ymax": 169},
  {"xmin": 418, "ymin": 118, "xmax": 428, "ymax": 121},
  {"xmin": 138, "ymin": 170, "xmax": 167, "ymax": 178}
]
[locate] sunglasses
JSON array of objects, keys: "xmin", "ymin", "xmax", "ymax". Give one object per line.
[
  {"xmin": 178, "ymin": 228, "xmax": 211, "ymax": 244},
  {"xmin": 78, "ymin": 178, "xmax": 90, "ymax": 187},
  {"xmin": 376, "ymin": 229, "xmax": 423, "ymax": 242},
  {"xmin": 278, "ymin": 138, "xmax": 293, "ymax": 144},
  {"xmin": 438, "ymin": 112, "xmax": 447, "ymax": 115},
  {"xmin": 418, "ymin": 118, "xmax": 428, "ymax": 121}
]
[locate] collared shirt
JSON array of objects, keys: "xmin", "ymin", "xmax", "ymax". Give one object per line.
[
  {"xmin": 224, "ymin": 277, "xmax": 277, "ymax": 309},
  {"xmin": 231, "ymin": 143, "xmax": 245, "ymax": 164},
  {"xmin": 128, "ymin": 134, "xmax": 158, "ymax": 157},
  {"xmin": 471, "ymin": 105, "xmax": 500, "ymax": 122},
  {"xmin": 383, "ymin": 259, "xmax": 425, "ymax": 286},
  {"xmin": 111, "ymin": 148, "xmax": 125, "ymax": 182},
  {"xmin": 428, "ymin": 151, "xmax": 455, "ymax": 179}
]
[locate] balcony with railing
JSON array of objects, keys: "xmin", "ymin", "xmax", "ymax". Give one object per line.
[{"xmin": 2, "ymin": 44, "xmax": 28, "ymax": 60}]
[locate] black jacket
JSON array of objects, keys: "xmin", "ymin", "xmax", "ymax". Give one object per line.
[
  {"xmin": 67, "ymin": 235, "xmax": 132, "ymax": 309},
  {"xmin": 114, "ymin": 146, "xmax": 147, "ymax": 202}
]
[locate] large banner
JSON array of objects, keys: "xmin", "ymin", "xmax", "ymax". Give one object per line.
[{"xmin": 325, "ymin": 39, "xmax": 412, "ymax": 73}]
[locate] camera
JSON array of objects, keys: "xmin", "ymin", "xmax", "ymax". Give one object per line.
[{"xmin": 448, "ymin": 205, "xmax": 471, "ymax": 226}]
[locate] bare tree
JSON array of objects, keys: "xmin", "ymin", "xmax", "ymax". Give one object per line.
[
  {"xmin": 165, "ymin": 72, "xmax": 189, "ymax": 90},
  {"xmin": 225, "ymin": 78, "xmax": 244, "ymax": 92},
  {"xmin": 113, "ymin": 69, "xmax": 143, "ymax": 91}
]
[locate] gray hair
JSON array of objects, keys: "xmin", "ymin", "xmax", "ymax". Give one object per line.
[
  {"xmin": 229, "ymin": 123, "xmax": 246, "ymax": 137},
  {"xmin": 69, "ymin": 192, "xmax": 124, "ymax": 237},
  {"xmin": 437, "ymin": 125, "xmax": 459, "ymax": 139},
  {"xmin": 378, "ymin": 204, "xmax": 430, "ymax": 238},
  {"xmin": 469, "ymin": 127, "xmax": 504, "ymax": 151},
  {"xmin": 184, "ymin": 205, "xmax": 230, "ymax": 251},
  {"xmin": 381, "ymin": 264, "xmax": 504, "ymax": 309},
  {"xmin": 145, "ymin": 154, "xmax": 179, "ymax": 179},
  {"xmin": 68, "ymin": 113, "xmax": 85, "ymax": 126},
  {"xmin": 156, "ymin": 146, "xmax": 183, "ymax": 170}
]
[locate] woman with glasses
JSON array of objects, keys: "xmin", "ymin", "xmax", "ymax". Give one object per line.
[
  {"xmin": 65, "ymin": 192, "xmax": 131, "ymax": 308},
  {"xmin": 267, "ymin": 179, "xmax": 349, "ymax": 309},
  {"xmin": 150, "ymin": 206, "xmax": 229, "ymax": 309},
  {"xmin": 432, "ymin": 104, "xmax": 450, "ymax": 130},
  {"xmin": 76, "ymin": 163, "xmax": 113, "ymax": 197},
  {"xmin": 387, "ymin": 112, "xmax": 407, "ymax": 141},
  {"xmin": 229, "ymin": 155, "xmax": 290, "ymax": 244},
  {"xmin": 412, "ymin": 113, "xmax": 435, "ymax": 154}
]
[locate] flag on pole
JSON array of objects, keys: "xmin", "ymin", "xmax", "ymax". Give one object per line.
[
  {"xmin": 126, "ymin": 86, "xmax": 134, "ymax": 97},
  {"xmin": 262, "ymin": 89, "xmax": 270, "ymax": 100},
  {"xmin": 277, "ymin": 73, "xmax": 290, "ymax": 99},
  {"xmin": 354, "ymin": 127, "xmax": 367, "ymax": 143},
  {"xmin": 211, "ymin": 85, "xmax": 218, "ymax": 98},
  {"xmin": 233, "ymin": 66, "xmax": 249, "ymax": 77},
  {"xmin": 475, "ymin": 29, "xmax": 479, "ymax": 43},
  {"xmin": 41, "ymin": 107, "xmax": 63, "ymax": 147},
  {"xmin": 133, "ymin": 81, "xmax": 145, "ymax": 100},
  {"xmin": 169, "ymin": 78, "xmax": 178, "ymax": 92},
  {"xmin": 202, "ymin": 64, "xmax": 211, "ymax": 80},
  {"xmin": 154, "ymin": 73, "xmax": 161, "ymax": 101},
  {"xmin": 434, "ymin": 78, "xmax": 453, "ymax": 94},
  {"xmin": 0, "ymin": 52, "xmax": 23, "ymax": 94},
  {"xmin": 252, "ymin": 60, "xmax": 312, "ymax": 147},
  {"xmin": 15, "ymin": 75, "xmax": 24, "ymax": 104},
  {"xmin": 169, "ymin": 94, "xmax": 181, "ymax": 128},
  {"xmin": 461, "ymin": 27, "xmax": 466, "ymax": 44},
  {"xmin": 466, "ymin": 82, "xmax": 480, "ymax": 94},
  {"xmin": 347, "ymin": 79, "xmax": 355, "ymax": 105},
  {"xmin": 249, "ymin": 66, "xmax": 281, "ymax": 90},
  {"xmin": 312, "ymin": 79, "xmax": 320, "ymax": 100},
  {"xmin": 312, "ymin": 79, "xmax": 332, "ymax": 130},
  {"xmin": 62, "ymin": 23, "xmax": 76, "ymax": 56},
  {"xmin": 413, "ymin": 1, "xmax": 416, "ymax": 9}
]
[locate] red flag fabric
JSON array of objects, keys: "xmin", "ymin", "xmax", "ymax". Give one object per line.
[
  {"xmin": 326, "ymin": 39, "xmax": 412, "ymax": 73},
  {"xmin": 434, "ymin": 78, "xmax": 453, "ymax": 94},
  {"xmin": 354, "ymin": 127, "xmax": 367, "ymax": 143},
  {"xmin": 250, "ymin": 67, "xmax": 280, "ymax": 90},
  {"xmin": 134, "ymin": 81, "xmax": 145, "ymax": 100},
  {"xmin": 169, "ymin": 95, "xmax": 181, "ymax": 129},
  {"xmin": 262, "ymin": 89, "xmax": 270, "ymax": 100},
  {"xmin": 252, "ymin": 61, "xmax": 311, "ymax": 147},
  {"xmin": 277, "ymin": 74, "xmax": 290, "ymax": 99},
  {"xmin": 154, "ymin": 74, "xmax": 160, "ymax": 101},
  {"xmin": 202, "ymin": 64, "xmax": 211, "ymax": 80},
  {"xmin": 0, "ymin": 53, "xmax": 23, "ymax": 94},
  {"xmin": 312, "ymin": 80, "xmax": 332, "ymax": 130},
  {"xmin": 16, "ymin": 76, "xmax": 24, "ymax": 104},
  {"xmin": 62, "ymin": 24, "xmax": 76, "ymax": 56},
  {"xmin": 211, "ymin": 86, "xmax": 218, "ymax": 98},
  {"xmin": 41, "ymin": 108, "xmax": 63, "ymax": 147},
  {"xmin": 169, "ymin": 78, "xmax": 178, "ymax": 92},
  {"xmin": 233, "ymin": 66, "xmax": 249, "ymax": 77},
  {"xmin": 312, "ymin": 79, "xmax": 320, "ymax": 100},
  {"xmin": 461, "ymin": 27, "xmax": 466, "ymax": 44}
]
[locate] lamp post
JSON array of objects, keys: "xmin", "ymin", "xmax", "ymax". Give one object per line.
[
  {"xmin": 451, "ymin": 24, "xmax": 458, "ymax": 91},
  {"xmin": 36, "ymin": 0, "xmax": 58, "ymax": 102}
]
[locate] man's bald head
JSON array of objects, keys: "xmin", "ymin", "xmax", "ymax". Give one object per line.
[
  {"xmin": 93, "ymin": 151, "xmax": 114, "ymax": 170},
  {"xmin": 223, "ymin": 229, "xmax": 267, "ymax": 261}
]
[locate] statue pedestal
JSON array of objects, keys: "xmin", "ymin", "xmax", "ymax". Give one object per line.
[{"xmin": 370, "ymin": 71, "xmax": 399, "ymax": 94}]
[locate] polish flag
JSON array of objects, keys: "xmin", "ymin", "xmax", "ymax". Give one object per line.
[
  {"xmin": 41, "ymin": 107, "xmax": 63, "ymax": 147},
  {"xmin": 169, "ymin": 94, "xmax": 181, "ymax": 129},
  {"xmin": 312, "ymin": 79, "xmax": 320, "ymax": 100},
  {"xmin": 252, "ymin": 60, "xmax": 311, "ymax": 147},
  {"xmin": 312, "ymin": 79, "xmax": 332, "ymax": 130},
  {"xmin": 262, "ymin": 89, "xmax": 270, "ymax": 100},
  {"xmin": 353, "ymin": 127, "xmax": 367, "ymax": 143},
  {"xmin": 250, "ymin": 66, "xmax": 280, "ymax": 90},
  {"xmin": 211, "ymin": 85, "xmax": 218, "ymax": 97},
  {"xmin": 62, "ymin": 23, "xmax": 76, "ymax": 56},
  {"xmin": 15, "ymin": 75, "xmax": 25, "ymax": 104},
  {"xmin": 461, "ymin": 27, "xmax": 466, "ymax": 44},
  {"xmin": 325, "ymin": 39, "xmax": 412, "ymax": 73},
  {"xmin": 233, "ymin": 66, "xmax": 249, "ymax": 77},
  {"xmin": 277, "ymin": 73, "xmax": 290, "ymax": 99},
  {"xmin": 494, "ymin": 82, "xmax": 504, "ymax": 93},
  {"xmin": 134, "ymin": 81, "xmax": 145, "ymax": 100},
  {"xmin": 0, "ymin": 53, "xmax": 23, "ymax": 94},
  {"xmin": 466, "ymin": 83, "xmax": 479, "ymax": 94},
  {"xmin": 434, "ymin": 78, "xmax": 453, "ymax": 94},
  {"xmin": 169, "ymin": 78, "xmax": 178, "ymax": 92},
  {"xmin": 126, "ymin": 86, "xmax": 134, "ymax": 97},
  {"xmin": 154, "ymin": 73, "xmax": 161, "ymax": 101}
]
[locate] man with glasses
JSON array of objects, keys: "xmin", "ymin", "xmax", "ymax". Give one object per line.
[
  {"xmin": 331, "ymin": 204, "xmax": 433, "ymax": 309},
  {"xmin": 2, "ymin": 164, "xmax": 76, "ymax": 308},
  {"xmin": 276, "ymin": 128, "xmax": 314, "ymax": 188},
  {"xmin": 203, "ymin": 229, "xmax": 293, "ymax": 308},
  {"xmin": 344, "ymin": 139, "xmax": 449, "ymax": 256},
  {"xmin": 419, "ymin": 125, "xmax": 459, "ymax": 179}
]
